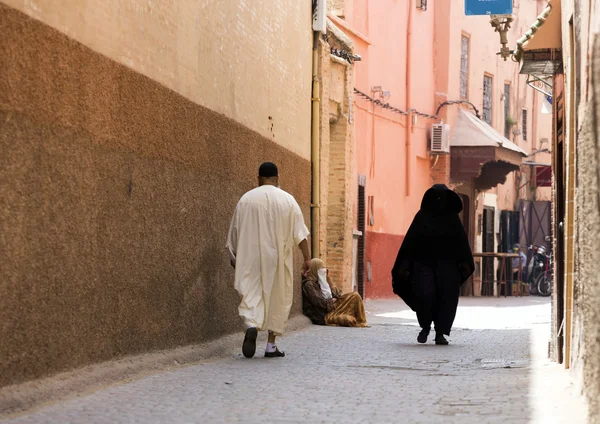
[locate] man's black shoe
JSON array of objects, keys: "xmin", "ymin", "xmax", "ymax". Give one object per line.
[
  {"xmin": 242, "ymin": 327, "xmax": 258, "ymax": 358},
  {"xmin": 264, "ymin": 347, "xmax": 285, "ymax": 358}
]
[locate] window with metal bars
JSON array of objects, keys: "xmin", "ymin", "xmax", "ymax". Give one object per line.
[
  {"xmin": 357, "ymin": 183, "xmax": 366, "ymax": 299},
  {"xmin": 522, "ymin": 109, "xmax": 528, "ymax": 141},
  {"xmin": 483, "ymin": 75, "xmax": 493, "ymax": 125},
  {"xmin": 460, "ymin": 35, "xmax": 469, "ymax": 99},
  {"xmin": 504, "ymin": 84, "xmax": 511, "ymax": 138}
]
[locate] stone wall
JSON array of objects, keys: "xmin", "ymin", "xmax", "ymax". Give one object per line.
[
  {"xmin": 557, "ymin": 0, "xmax": 600, "ymax": 419},
  {"xmin": 575, "ymin": 30, "xmax": 600, "ymax": 424},
  {"xmin": 318, "ymin": 21, "xmax": 355, "ymax": 294}
]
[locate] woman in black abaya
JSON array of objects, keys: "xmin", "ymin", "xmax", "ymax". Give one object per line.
[{"xmin": 391, "ymin": 184, "xmax": 474, "ymax": 345}]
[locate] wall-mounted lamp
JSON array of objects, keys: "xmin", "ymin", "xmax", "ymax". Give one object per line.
[
  {"xmin": 417, "ymin": 0, "xmax": 427, "ymax": 11},
  {"xmin": 490, "ymin": 14, "xmax": 514, "ymax": 61}
]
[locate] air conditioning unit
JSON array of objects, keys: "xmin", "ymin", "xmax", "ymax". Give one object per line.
[
  {"xmin": 312, "ymin": 0, "xmax": 327, "ymax": 33},
  {"xmin": 430, "ymin": 123, "xmax": 450, "ymax": 153}
]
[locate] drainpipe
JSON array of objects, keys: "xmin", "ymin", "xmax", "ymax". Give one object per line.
[
  {"xmin": 311, "ymin": 31, "xmax": 321, "ymax": 259},
  {"xmin": 405, "ymin": 0, "xmax": 413, "ymax": 197}
]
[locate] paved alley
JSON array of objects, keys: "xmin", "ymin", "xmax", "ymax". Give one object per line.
[{"xmin": 1, "ymin": 298, "xmax": 586, "ymax": 424}]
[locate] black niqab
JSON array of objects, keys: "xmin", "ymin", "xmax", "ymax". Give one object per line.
[{"xmin": 391, "ymin": 184, "xmax": 474, "ymax": 335}]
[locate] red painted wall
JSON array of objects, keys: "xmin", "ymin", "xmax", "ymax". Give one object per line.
[{"xmin": 365, "ymin": 231, "xmax": 404, "ymax": 299}]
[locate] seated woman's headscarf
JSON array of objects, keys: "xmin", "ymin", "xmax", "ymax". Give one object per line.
[{"xmin": 307, "ymin": 258, "xmax": 333, "ymax": 300}]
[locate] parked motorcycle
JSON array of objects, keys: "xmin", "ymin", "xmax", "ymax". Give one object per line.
[
  {"xmin": 527, "ymin": 245, "xmax": 543, "ymax": 295},
  {"xmin": 535, "ymin": 248, "xmax": 553, "ymax": 296},
  {"xmin": 527, "ymin": 238, "xmax": 553, "ymax": 297}
]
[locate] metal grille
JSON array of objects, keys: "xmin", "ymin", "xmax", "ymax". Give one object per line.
[
  {"xmin": 483, "ymin": 75, "xmax": 493, "ymax": 125},
  {"xmin": 522, "ymin": 109, "xmax": 528, "ymax": 141},
  {"xmin": 431, "ymin": 125, "xmax": 443, "ymax": 151},
  {"xmin": 482, "ymin": 207, "xmax": 495, "ymax": 296},
  {"xmin": 460, "ymin": 36, "xmax": 469, "ymax": 99},
  {"xmin": 357, "ymin": 184, "xmax": 366, "ymax": 299},
  {"xmin": 504, "ymin": 84, "xmax": 511, "ymax": 138}
]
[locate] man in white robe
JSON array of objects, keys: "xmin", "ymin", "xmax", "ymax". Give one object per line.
[{"xmin": 226, "ymin": 162, "xmax": 311, "ymax": 358}]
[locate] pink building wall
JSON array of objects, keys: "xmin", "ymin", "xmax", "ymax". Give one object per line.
[
  {"xmin": 336, "ymin": 0, "xmax": 437, "ymax": 298},
  {"xmin": 435, "ymin": 0, "xmax": 553, "ymax": 213},
  {"xmin": 333, "ymin": 0, "xmax": 553, "ymax": 298}
]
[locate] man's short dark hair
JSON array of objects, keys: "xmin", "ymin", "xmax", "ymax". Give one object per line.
[{"xmin": 259, "ymin": 162, "xmax": 278, "ymax": 178}]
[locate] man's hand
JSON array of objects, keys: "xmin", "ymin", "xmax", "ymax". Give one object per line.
[
  {"xmin": 302, "ymin": 259, "xmax": 311, "ymax": 276},
  {"xmin": 298, "ymin": 239, "xmax": 311, "ymax": 276}
]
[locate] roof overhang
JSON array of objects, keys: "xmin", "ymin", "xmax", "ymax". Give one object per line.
[
  {"xmin": 520, "ymin": 49, "xmax": 563, "ymax": 75},
  {"xmin": 451, "ymin": 147, "xmax": 524, "ymax": 190},
  {"xmin": 523, "ymin": 161, "xmax": 552, "ymax": 167},
  {"xmin": 451, "ymin": 109, "xmax": 527, "ymax": 155},
  {"xmin": 450, "ymin": 110, "xmax": 526, "ymax": 190},
  {"xmin": 519, "ymin": 0, "xmax": 563, "ymax": 75}
]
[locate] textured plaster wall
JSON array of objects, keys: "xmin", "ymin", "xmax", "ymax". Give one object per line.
[
  {"xmin": 560, "ymin": 0, "xmax": 600, "ymax": 418},
  {"xmin": 0, "ymin": 4, "xmax": 310, "ymax": 387},
  {"xmin": 1, "ymin": 0, "xmax": 313, "ymax": 160},
  {"xmin": 575, "ymin": 31, "xmax": 600, "ymax": 424}
]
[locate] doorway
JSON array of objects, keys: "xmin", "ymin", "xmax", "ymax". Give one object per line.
[
  {"xmin": 553, "ymin": 74, "xmax": 566, "ymax": 364},
  {"xmin": 482, "ymin": 207, "xmax": 495, "ymax": 296},
  {"xmin": 458, "ymin": 194, "xmax": 472, "ymax": 296}
]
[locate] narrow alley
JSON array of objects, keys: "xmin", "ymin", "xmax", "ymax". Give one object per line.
[
  {"xmin": 1, "ymin": 298, "xmax": 586, "ymax": 424},
  {"xmin": 2, "ymin": 0, "xmax": 600, "ymax": 422}
]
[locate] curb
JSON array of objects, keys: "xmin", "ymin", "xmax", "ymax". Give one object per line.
[{"xmin": 0, "ymin": 314, "xmax": 312, "ymax": 418}]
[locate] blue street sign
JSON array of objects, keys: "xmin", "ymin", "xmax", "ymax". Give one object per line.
[{"xmin": 465, "ymin": 0, "xmax": 513, "ymax": 15}]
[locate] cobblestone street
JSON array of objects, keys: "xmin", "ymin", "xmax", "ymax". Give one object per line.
[{"xmin": 1, "ymin": 298, "xmax": 586, "ymax": 424}]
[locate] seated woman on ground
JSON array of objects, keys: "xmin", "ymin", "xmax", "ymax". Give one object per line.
[{"xmin": 302, "ymin": 258, "xmax": 368, "ymax": 327}]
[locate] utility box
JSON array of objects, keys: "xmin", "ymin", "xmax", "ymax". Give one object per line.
[{"xmin": 312, "ymin": 0, "xmax": 327, "ymax": 33}]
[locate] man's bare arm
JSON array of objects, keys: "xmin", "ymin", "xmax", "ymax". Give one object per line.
[{"xmin": 298, "ymin": 239, "xmax": 311, "ymax": 274}]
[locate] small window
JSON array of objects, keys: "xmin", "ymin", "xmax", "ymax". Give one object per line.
[
  {"xmin": 460, "ymin": 35, "xmax": 469, "ymax": 99},
  {"xmin": 522, "ymin": 109, "xmax": 528, "ymax": 141},
  {"xmin": 368, "ymin": 196, "xmax": 374, "ymax": 226},
  {"xmin": 483, "ymin": 75, "xmax": 493, "ymax": 125}
]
